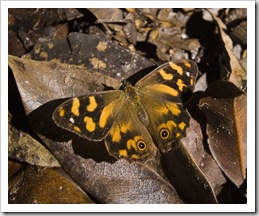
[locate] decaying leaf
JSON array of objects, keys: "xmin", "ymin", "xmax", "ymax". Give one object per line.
[
  {"xmin": 182, "ymin": 119, "xmax": 226, "ymax": 195},
  {"xmin": 9, "ymin": 112, "xmax": 60, "ymax": 167},
  {"xmin": 39, "ymin": 139, "xmax": 183, "ymax": 204},
  {"xmin": 9, "ymin": 166, "xmax": 94, "ymax": 204},
  {"xmin": 200, "ymin": 80, "xmax": 247, "ymax": 188},
  {"xmin": 26, "ymin": 32, "xmax": 155, "ymax": 82},
  {"xmin": 89, "ymin": 8, "xmax": 124, "ymax": 33},
  {"xmin": 8, "ymin": 8, "xmax": 83, "ymax": 56},
  {"xmin": 230, "ymin": 21, "xmax": 247, "ymax": 48},
  {"xmin": 88, "ymin": 9, "xmax": 201, "ymax": 62},
  {"xmin": 8, "ymin": 160, "xmax": 23, "ymax": 179}
]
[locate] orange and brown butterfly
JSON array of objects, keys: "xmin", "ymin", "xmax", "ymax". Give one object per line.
[{"xmin": 52, "ymin": 59, "xmax": 198, "ymax": 162}]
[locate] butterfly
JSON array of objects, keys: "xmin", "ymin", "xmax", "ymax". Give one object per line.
[{"xmin": 52, "ymin": 59, "xmax": 198, "ymax": 162}]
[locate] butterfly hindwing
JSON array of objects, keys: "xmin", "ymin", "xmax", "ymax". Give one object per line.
[
  {"xmin": 105, "ymin": 101, "xmax": 157, "ymax": 161},
  {"xmin": 136, "ymin": 60, "xmax": 198, "ymax": 152}
]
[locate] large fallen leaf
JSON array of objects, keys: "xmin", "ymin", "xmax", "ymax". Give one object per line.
[
  {"xmin": 199, "ymin": 80, "xmax": 247, "ymax": 187},
  {"xmin": 8, "ymin": 54, "xmax": 120, "ymax": 167},
  {"xmin": 41, "ymin": 140, "xmax": 183, "ymax": 204},
  {"xmin": 26, "ymin": 32, "xmax": 155, "ymax": 82}
]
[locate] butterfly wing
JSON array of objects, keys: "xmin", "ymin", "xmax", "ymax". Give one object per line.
[
  {"xmin": 105, "ymin": 100, "xmax": 157, "ymax": 161},
  {"xmin": 135, "ymin": 60, "xmax": 198, "ymax": 152},
  {"xmin": 52, "ymin": 90, "xmax": 125, "ymax": 141}
]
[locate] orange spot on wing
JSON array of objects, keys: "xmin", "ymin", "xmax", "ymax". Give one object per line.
[
  {"xmin": 184, "ymin": 61, "xmax": 191, "ymax": 68},
  {"xmin": 152, "ymin": 84, "xmax": 179, "ymax": 97},
  {"xmin": 87, "ymin": 96, "xmax": 97, "ymax": 112},
  {"xmin": 73, "ymin": 126, "xmax": 82, "ymax": 133},
  {"xmin": 159, "ymin": 69, "xmax": 173, "ymax": 80},
  {"xmin": 83, "ymin": 116, "xmax": 96, "ymax": 132},
  {"xmin": 176, "ymin": 79, "xmax": 187, "ymax": 91},
  {"xmin": 99, "ymin": 101, "xmax": 117, "ymax": 128},
  {"xmin": 59, "ymin": 107, "xmax": 65, "ymax": 117},
  {"xmin": 110, "ymin": 125, "xmax": 121, "ymax": 143},
  {"xmin": 71, "ymin": 98, "xmax": 80, "ymax": 116},
  {"xmin": 178, "ymin": 122, "xmax": 186, "ymax": 131},
  {"xmin": 166, "ymin": 102, "xmax": 181, "ymax": 116},
  {"xmin": 169, "ymin": 62, "xmax": 183, "ymax": 75},
  {"xmin": 119, "ymin": 149, "xmax": 128, "ymax": 157}
]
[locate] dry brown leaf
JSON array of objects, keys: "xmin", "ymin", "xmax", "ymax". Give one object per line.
[
  {"xmin": 9, "ymin": 113, "xmax": 60, "ymax": 167},
  {"xmin": 26, "ymin": 32, "xmax": 155, "ymax": 82},
  {"xmin": 42, "ymin": 139, "xmax": 183, "ymax": 204},
  {"xmin": 89, "ymin": 8, "xmax": 124, "ymax": 32},
  {"xmin": 200, "ymin": 80, "xmax": 247, "ymax": 187},
  {"xmin": 9, "ymin": 166, "xmax": 94, "ymax": 204},
  {"xmin": 233, "ymin": 94, "xmax": 247, "ymax": 179},
  {"xmin": 181, "ymin": 119, "xmax": 226, "ymax": 196},
  {"xmin": 8, "ymin": 160, "xmax": 23, "ymax": 179},
  {"xmin": 8, "ymin": 9, "xmax": 83, "ymax": 56}
]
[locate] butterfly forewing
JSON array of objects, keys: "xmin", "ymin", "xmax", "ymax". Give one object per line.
[
  {"xmin": 136, "ymin": 60, "xmax": 198, "ymax": 91},
  {"xmin": 52, "ymin": 91, "xmax": 125, "ymax": 141}
]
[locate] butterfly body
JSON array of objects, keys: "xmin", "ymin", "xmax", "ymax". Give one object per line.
[
  {"xmin": 124, "ymin": 85, "xmax": 150, "ymax": 127},
  {"xmin": 53, "ymin": 59, "xmax": 198, "ymax": 162}
]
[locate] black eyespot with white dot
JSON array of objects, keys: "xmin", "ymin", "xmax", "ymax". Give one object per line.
[
  {"xmin": 160, "ymin": 129, "xmax": 170, "ymax": 139},
  {"xmin": 137, "ymin": 141, "xmax": 146, "ymax": 151}
]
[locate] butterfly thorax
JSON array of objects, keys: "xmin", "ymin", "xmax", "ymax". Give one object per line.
[{"xmin": 124, "ymin": 85, "xmax": 150, "ymax": 127}]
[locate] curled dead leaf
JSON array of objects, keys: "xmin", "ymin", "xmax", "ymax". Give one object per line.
[{"xmin": 200, "ymin": 80, "xmax": 247, "ymax": 188}]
